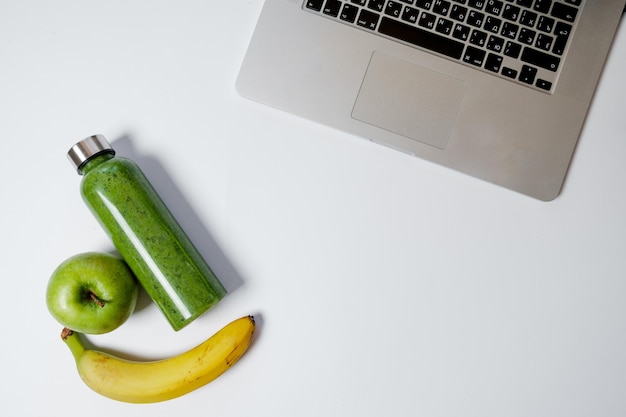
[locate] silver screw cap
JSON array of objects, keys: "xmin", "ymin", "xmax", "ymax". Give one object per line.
[{"xmin": 68, "ymin": 134, "xmax": 115, "ymax": 174}]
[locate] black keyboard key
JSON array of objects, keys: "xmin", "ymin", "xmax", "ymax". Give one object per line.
[
  {"xmin": 552, "ymin": 21, "xmax": 572, "ymax": 55},
  {"xmin": 502, "ymin": 67, "xmax": 518, "ymax": 78},
  {"xmin": 341, "ymin": 4, "xmax": 360, "ymax": 22},
  {"xmin": 521, "ymin": 46, "xmax": 560, "ymax": 71},
  {"xmin": 436, "ymin": 18, "xmax": 455, "ymax": 35},
  {"xmin": 504, "ymin": 40, "xmax": 522, "ymax": 58},
  {"xmin": 402, "ymin": 6, "xmax": 420, "ymax": 23},
  {"xmin": 378, "ymin": 17, "xmax": 465, "ymax": 59},
  {"xmin": 306, "ymin": 0, "xmax": 324, "ymax": 11},
  {"xmin": 502, "ymin": 4, "xmax": 520, "ymax": 21},
  {"xmin": 357, "ymin": 9, "xmax": 380, "ymax": 29},
  {"xmin": 419, "ymin": 12, "xmax": 438, "ymax": 29},
  {"xmin": 537, "ymin": 16, "xmax": 555, "ymax": 33},
  {"xmin": 450, "ymin": 5, "xmax": 468, "ymax": 21},
  {"xmin": 385, "ymin": 1, "xmax": 404, "ymax": 17},
  {"xmin": 554, "ymin": 21, "xmax": 572, "ymax": 37},
  {"xmin": 551, "ymin": 2, "xmax": 578, "ymax": 22},
  {"xmin": 433, "ymin": 0, "xmax": 452, "ymax": 15},
  {"xmin": 416, "ymin": 0, "xmax": 434, "ymax": 9},
  {"xmin": 352, "ymin": 0, "xmax": 367, "ymax": 5},
  {"xmin": 533, "ymin": 0, "xmax": 552, "ymax": 14},
  {"xmin": 323, "ymin": 0, "xmax": 343, "ymax": 16},
  {"xmin": 470, "ymin": 29, "xmax": 488, "ymax": 46},
  {"xmin": 485, "ymin": 53, "xmax": 503, "ymax": 72},
  {"xmin": 486, "ymin": 35, "xmax": 505, "ymax": 52},
  {"xmin": 468, "ymin": 0, "xmax": 485, "ymax": 9},
  {"xmin": 536, "ymin": 79, "xmax": 553, "ymax": 91},
  {"xmin": 453, "ymin": 23, "xmax": 471, "ymax": 40},
  {"xmin": 435, "ymin": 17, "xmax": 454, "ymax": 35},
  {"xmin": 467, "ymin": 10, "xmax": 485, "ymax": 27},
  {"xmin": 485, "ymin": 16, "xmax": 502, "ymax": 33},
  {"xmin": 485, "ymin": 0, "xmax": 504, "ymax": 15},
  {"xmin": 563, "ymin": 0, "xmax": 581, "ymax": 5},
  {"xmin": 368, "ymin": 0, "xmax": 386, "ymax": 12},
  {"xmin": 519, "ymin": 64, "xmax": 537, "ymax": 84},
  {"xmin": 518, "ymin": 27, "xmax": 536, "ymax": 45},
  {"xmin": 535, "ymin": 33, "xmax": 553, "ymax": 51},
  {"xmin": 519, "ymin": 10, "xmax": 537, "ymax": 27},
  {"xmin": 515, "ymin": 0, "xmax": 532, "ymax": 7},
  {"xmin": 463, "ymin": 45, "xmax": 486, "ymax": 66},
  {"xmin": 501, "ymin": 21, "xmax": 519, "ymax": 39}
]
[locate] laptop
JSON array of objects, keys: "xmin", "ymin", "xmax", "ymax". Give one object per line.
[{"xmin": 236, "ymin": 0, "xmax": 625, "ymax": 201}]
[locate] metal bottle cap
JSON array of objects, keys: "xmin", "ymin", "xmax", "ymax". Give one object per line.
[{"xmin": 67, "ymin": 134, "xmax": 115, "ymax": 174}]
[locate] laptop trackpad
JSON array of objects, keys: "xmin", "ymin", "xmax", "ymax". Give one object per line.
[{"xmin": 352, "ymin": 52, "xmax": 466, "ymax": 150}]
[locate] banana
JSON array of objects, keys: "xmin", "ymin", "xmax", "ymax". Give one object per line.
[{"xmin": 61, "ymin": 315, "xmax": 255, "ymax": 403}]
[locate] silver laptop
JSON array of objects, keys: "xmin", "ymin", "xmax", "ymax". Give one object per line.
[{"xmin": 236, "ymin": 0, "xmax": 625, "ymax": 200}]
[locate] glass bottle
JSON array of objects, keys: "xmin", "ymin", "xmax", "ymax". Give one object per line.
[{"xmin": 67, "ymin": 134, "xmax": 226, "ymax": 331}]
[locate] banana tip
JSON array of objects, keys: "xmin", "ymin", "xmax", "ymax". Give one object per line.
[{"xmin": 61, "ymin": 327, "xmax": 74, "ymax": 340}]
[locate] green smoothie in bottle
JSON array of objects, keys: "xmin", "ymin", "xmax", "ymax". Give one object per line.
[{"xmin": 68, "ymin": 135, "xmax": 226, "ymax": 330}]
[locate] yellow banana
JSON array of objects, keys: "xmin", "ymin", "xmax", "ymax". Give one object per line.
[{"xmin": 61, "ymin": 315, "xmax": 255, "ymax": 403}]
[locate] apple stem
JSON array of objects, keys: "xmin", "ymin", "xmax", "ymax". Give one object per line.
[{"xmin": 89, "ymin": 291, "xmax": 106, "ymax": 308}]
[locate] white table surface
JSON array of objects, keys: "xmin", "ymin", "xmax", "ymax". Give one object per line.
[{"xmin": 1, "ymin": 2, "xmax": 625, "ymax": 416}]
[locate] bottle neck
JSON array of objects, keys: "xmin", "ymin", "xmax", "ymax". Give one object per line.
[{"xmin": 79, "ymin": 152, "xmax": 115, "ymax": 175}]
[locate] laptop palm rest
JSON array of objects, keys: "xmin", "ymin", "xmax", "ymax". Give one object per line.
[{"xmin": 352, "ymin": 52, "xmax": 467, "ymax": 150}]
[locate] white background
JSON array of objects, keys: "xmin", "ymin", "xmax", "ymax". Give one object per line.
[{"xmin": 1, "ymin": 1, "xmax": 625, "ymax": 416}]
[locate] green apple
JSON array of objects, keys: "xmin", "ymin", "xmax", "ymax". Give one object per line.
[{"xmin": 46, "ymin": 252, "xmax": 139, "ymax": 334}]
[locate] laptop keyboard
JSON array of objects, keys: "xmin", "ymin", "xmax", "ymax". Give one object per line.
[{"xmin": 303, "ymin": 0, "xmax": 583, "ymax": 93}]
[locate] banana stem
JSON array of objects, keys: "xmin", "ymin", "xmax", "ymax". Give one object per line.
[{"xmin": 61, "ymin": 328, "xmax": 85, "ymax": 358}]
